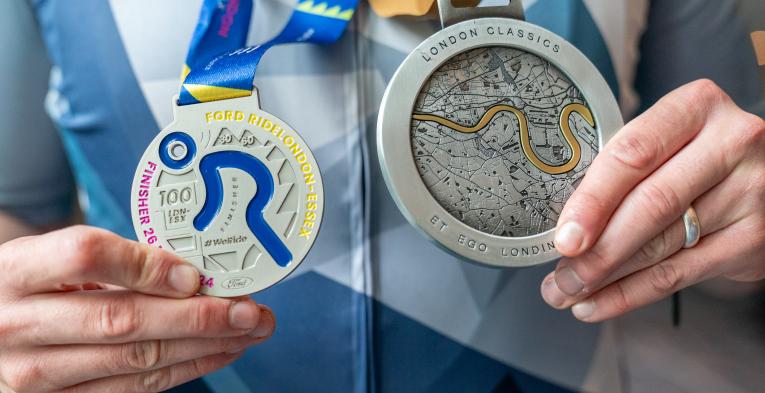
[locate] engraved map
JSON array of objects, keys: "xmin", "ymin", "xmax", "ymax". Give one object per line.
[{"xmin": 411, "ymin": 47, "xmax": 600, "ymax": 237}]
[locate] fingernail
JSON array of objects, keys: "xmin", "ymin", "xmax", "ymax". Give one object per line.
[
  {"xmin": 541, "ymin": 275, "xmax": 567, "ymax": 308},
  {"xmin": 225, "ymin": 347, "xmax": 245, "ymax": 355},
  {"xmin": 555, "ymin": 222, "xmax": 585, "ymax": 255},
  {"xmin": 250, "ymin": 306, "xmax": 275, "ymax": 338},
  {"xmin": 168, "ymin": 264, "xmax": 199, "ymax": 294},
  {"xmin": 572, "ymin": 300, "xmax": 596, "ymax": 321},
  {"xmin": 229, "ymin": 301, "xmax": 259, "ymax": 330},
  {"xmin": 555, "ymin": 267, "xmax": 584, "ymax": 295}
]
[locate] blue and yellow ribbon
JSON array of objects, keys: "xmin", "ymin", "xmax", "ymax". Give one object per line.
[{"xmin": 179, "ymin": 0, "xmax": 358, "ymax": 105}]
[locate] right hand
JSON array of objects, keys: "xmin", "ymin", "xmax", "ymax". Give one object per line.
[{"xmin": 0, "ymin": 226, "xmax": 275, "ymax": 393}]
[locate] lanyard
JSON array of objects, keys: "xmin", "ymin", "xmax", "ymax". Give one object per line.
[{"xmin": 179, "ymin": 0, "xmax": 359, "ymax": 106}]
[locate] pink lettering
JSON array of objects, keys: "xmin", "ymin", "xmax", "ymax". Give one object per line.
[
  {"xmin": 218, "ymin": 0, "xmax": 240, "ymax": 38},
  {"xmin": 135, "ymin": 162, "xmax": 156, "ymax": 230}
]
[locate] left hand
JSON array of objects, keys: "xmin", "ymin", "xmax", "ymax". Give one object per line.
[{"xmin": 540, "ymin": 79, "xmax": 765, "ymax": 322}]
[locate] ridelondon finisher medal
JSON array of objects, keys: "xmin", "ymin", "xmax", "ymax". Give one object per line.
[
  {"xmin": 131, "ymin": 0, "xmax": 357, "ymax": 297},
  {"xmin": 378, "ymin": 0, "xmax": 623, "ymax": 267}
]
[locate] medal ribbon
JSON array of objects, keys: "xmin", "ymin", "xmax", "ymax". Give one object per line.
[{"xmin": 180, "ymin": 0, "xmax": 359, "ymax": 105}]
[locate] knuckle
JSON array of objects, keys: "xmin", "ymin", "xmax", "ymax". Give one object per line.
[
  {"xmin": 64, "ymin": 226, "xmax": 109, "ymax": 272},
  {"xmin": 127, "ymin": 244, "xmax": 159, "ymax": 287},
  {"xmin": 67, "ymin": 225, "xmax": 107, "ymax": 249},
  {"xmin": 566, "ymin": 189, "xmax": 610, "ymax": 220},
  {"xmin": 2, "ymin": 361, "xmax": 42, "ymax": 393},
  {"xmin": 95, "ymin": 298, "xmax": 142, "ymax": 340},
  {"xmin": 188, "ymin": 355, "xmax": 229, "ymax": 378},
  {"xmin": 649, "ymin": 261, "xmax": 683, "ymax": 294},
  {"xmin": 189, "ymin": 300, "xmax": 221, "ymax": 334},
  {"xmin": 609, "ymin": 281, "xmax": 632, "ymax": 316},
  {"xmin": 636, "ymin": 182, "xmax": 682, "ymax": 224},
  {"xmin": 656, "ymin": 80, "xmax": 724, "ymax": 126},
  {"xmin": 648, "ymin": 80, "xmax": 724, "ymax": 136},
  {"xmin": 608, "ymin": 132, "xmax": 660, "ymax": 171},
  {"xmin": 638, "ymin": 230, "xmax": 672, "ymax": 263},
  {"xmin": 189, "ymin": 357, "xmax": 209, "ymax": 377},
  {"xmin": 738, "ymin": 113, "xmax": 765, "ymax": 145},
  {"xmin": 685, "ymin": 79, "xmax": 724, "ymax": 105},
  {"xmin": 137, "ymin": 368, "xmax": 174, "ymax": 393},
  {"xmin": 733, "ymin": 219, "xmax": 765, "ymax": 255},
  {"xmin": 123, "ymin": 340, "xmax": 163, "ymax": 372},
  {"xmin": 0, "ymin": 312, "xmax": 22, "ymax": 344},
  {"xmin": 582, "ymin": 246, "xmax": 616, "ymax": 282}
]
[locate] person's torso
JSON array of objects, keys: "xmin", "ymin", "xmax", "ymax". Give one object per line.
[{"xmin": 33, "ymin": 0, "xmax": 648, "ymax": 391}]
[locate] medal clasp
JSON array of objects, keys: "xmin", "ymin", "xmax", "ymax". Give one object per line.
[{"xmin": 437, "ymin": 0, "xmax": 525, "ymax": 28}]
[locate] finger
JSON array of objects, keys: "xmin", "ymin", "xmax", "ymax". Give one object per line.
[
  {"xmin": 542, "ymin": 174, "xmax": 744, "ymax": 308},
  {"xmin": 64, "ymin": 353, "xmax": 240, "ymax": 393},
  {"xmin": 47, "ymin": 335, "xmax": 268, "ymax": 388},
  {"xmin": 19, "ymin": 334, "xmax": 270, "ymax": 390},
  {"xmin": 0, "ymin": 226, "xmax": 200, "ymax": 298},
  {"xmin": 568, "ymin": 224, "xmax": 755, "ymax": 322},
  {"xmin": 8, "ymin": 291, "xmax": 274, "ymax": 346},
  {"xmin": 552, "ymin": 97, "xmax": 753, "ymax": 296},
  {"xmin": 542, "ymin": 220, "xmax": 686, "ymax": 309},
  {"xmin": 554, "ymin": 80, "xmax": 728, "ymax": 256},
  {"xmin": 603, "ymin": 166, "xmax": 759, "ymax": 282}
]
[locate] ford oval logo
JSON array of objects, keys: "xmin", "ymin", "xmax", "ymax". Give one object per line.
[{"xmin": 222, "ymin": 277, "xmax": 254, "ymax": 290}]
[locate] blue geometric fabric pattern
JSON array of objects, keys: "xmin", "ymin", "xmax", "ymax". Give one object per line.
[
  {"xmin": 37, "ymin": 0, "xmax": 751, "ymax": 392},
  {"xmin": 31, "ymin": 1, "xmax": 616, "ymax": 391}
]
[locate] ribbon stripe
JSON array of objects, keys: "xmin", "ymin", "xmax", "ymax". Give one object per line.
[{"xmin": 180, "ymin": 0, "xmax": 359, "ymax": 105}]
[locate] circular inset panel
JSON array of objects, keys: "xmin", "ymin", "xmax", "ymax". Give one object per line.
[{"xmin": 410, "ymin": 46, "xmax": 599, "ymax": 238}]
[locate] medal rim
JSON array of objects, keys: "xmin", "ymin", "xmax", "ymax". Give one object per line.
[
  {"xmin": 130, "ymin": 94, "xmax": 325, "ymax": 296},
  {"xmin": 377, "ymin": 17, "xmax": 624, "ymax": 268}
]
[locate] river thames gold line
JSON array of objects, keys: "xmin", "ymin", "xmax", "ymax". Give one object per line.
[{"xmin": 412, "ymin": 103, "xmax": 595, "ymax": 175}]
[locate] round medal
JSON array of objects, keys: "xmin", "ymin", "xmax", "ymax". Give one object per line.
[
  {"xmin": 377, "ymin": 1, "xmax": 623, "ymax": 267},
  {"xmin": 131, "ymin": 92, "xmax": 324, "ymax": 296}
]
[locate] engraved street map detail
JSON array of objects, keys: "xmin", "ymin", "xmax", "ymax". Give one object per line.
[{"xmin": 411, "ymin": 46, "xmax": 599, "ymax": 237}]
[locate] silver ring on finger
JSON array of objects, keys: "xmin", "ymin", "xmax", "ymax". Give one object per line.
[{"xmin": 682, "ymin": 206, "xmax": 701, "ymax": 249}]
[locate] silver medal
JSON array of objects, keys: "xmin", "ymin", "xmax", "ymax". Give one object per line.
[
  {"xmin": 131, "ymin": 91, "xmax": 324, "ymax": 296},
  {"xmin": 377, "ymin": 0, "xmax": 623, "ymax": 267}
]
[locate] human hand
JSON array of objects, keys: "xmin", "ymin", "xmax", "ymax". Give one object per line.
[
  {"xmin": 540, "ymin": 80, "xmax": 765, "ymax": 322},
  {"xmin": 0, "ymin": 226, "xmax": 275, "ymax": 392}
]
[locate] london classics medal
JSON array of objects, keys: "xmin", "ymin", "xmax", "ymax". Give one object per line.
[
  {"xmin": 131, "ymin": 0, "xmax": 357, "ymax": 296},
  {"xmin": 377, "ymin": 0, "xmax": 624, "ymax": 267}
]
